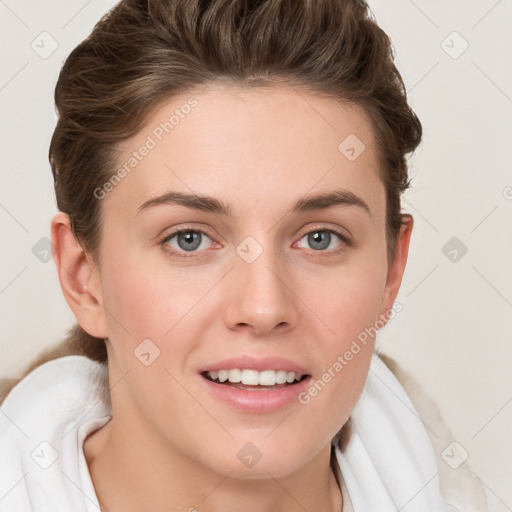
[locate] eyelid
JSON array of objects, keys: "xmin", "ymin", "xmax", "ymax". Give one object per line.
[
  {"xmin": 155, "ymin": 222, "xmax": 215, "ymax": 242},
  {"xmin": 296, "ymin": 223, "xmax": 352, "ymax": 244}
]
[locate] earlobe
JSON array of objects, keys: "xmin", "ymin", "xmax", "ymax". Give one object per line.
[
  {"xmin": 51, "ymin": 212, "xmax": 108, "ymax": 339},
  {"xmin": 379, "ymin": 214, "xmax": 414, "ymax": 319}
]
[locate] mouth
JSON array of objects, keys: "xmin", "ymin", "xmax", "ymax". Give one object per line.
[
  {"xmin": 201, "ymin": 369, "xmax": 310, "ymax": 390},
  {"xmin": 198, "ymin": 356, "xmax": 312, "ymax": 412}
]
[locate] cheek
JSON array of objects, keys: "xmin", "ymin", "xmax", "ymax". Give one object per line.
[
  {"xmin": 304, "ymin": 257, "xmax": 387, "ymax": 345},
  {"xmin": 294, "ymin": 255, "xmax": 388, "ymax": 427},
  {"xmin": 98, "ymin": 248, "xmax": 224, "ymax": 356}
]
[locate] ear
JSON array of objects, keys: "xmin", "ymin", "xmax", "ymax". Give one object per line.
[
  {"xmin": 378, "ymin": 214, "xmax": 413, "ymax": 318},
  {"xmin": 51, "ymin": 212, "xmax": 108, "ymax": 339}
]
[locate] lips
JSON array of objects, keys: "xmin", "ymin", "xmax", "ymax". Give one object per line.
[{"xmin": 198, "ymin": 356, "xmax": 311, "ymax": 410}]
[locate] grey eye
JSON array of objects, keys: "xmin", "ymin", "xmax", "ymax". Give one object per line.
[
  {"xmin": 307, "ymin": 231, "xmax": 331, "ymax": 250},
  {"xmin": 167, "ymin": 231, "xmax": 211, "ymax": 252},
  {"xmin": 297, "ymin": 230, "xmax": 343, "ymax": 251}
]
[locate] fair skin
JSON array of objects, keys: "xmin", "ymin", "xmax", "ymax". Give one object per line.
[{"xmin": 52, "ymin": 84, "xmax": 412, "ymax": 512}]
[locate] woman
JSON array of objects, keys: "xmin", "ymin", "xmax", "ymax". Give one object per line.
[{"xmin": 0, "ymin": 0, "xmax": 487, "ymax": 510}]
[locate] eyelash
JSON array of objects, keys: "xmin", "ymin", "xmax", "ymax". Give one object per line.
[{"xmin": 159, "ymin": 227, "xmax": 351, "ymax": 260}]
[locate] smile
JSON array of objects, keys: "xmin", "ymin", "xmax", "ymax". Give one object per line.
[{"xmin": 203, "ymin": 369, "xmax": 305, "ymax": 387}]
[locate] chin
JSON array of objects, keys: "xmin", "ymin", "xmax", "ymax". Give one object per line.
[
  {"xmin": 222, "ymin": 458, "xmax": 305, "ymax": 481},
  {"xmin": 201, "ymin": 434, "xmax": 318, "ymax": 480}
]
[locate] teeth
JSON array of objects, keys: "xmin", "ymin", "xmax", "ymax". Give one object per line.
[
  {"xmin": 242, "ymin": 369, "xmax": 259, "ymax": 385},
  {"xmin": 206, "ymin": 369, "xmax": 303, "ymax": 386},
  {"xmin": 276, "ymin": 370, "xmax": 288, "ymax": 384},
  {"xmin": 228, "ymin": 369, "xmax": 242, "ymax": 383}
]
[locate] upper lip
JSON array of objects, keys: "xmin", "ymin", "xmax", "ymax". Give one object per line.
[{"xmin": 199, "ymin": 355, "xmax": 310, "ymax": 375}]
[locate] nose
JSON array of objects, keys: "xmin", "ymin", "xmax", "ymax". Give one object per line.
[{"xmin": 223, "ymin": 244, "xmax": 299, "ymax": 337}]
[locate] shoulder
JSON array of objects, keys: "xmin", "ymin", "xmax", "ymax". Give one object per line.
[
  {"xmin": 1, "ymin": 354, "xmax": 109, "ymax": 405},
  {"xmin": 0, "ymin": 355, "xmax": 110, "ymax": 430},
  {"xmin": 0, "ymin": 325, "xmax": 107, "ymax": 406},
  {"xmin": 0, "ymin": 355, "xmax": 110, "ymax": 512},
  {"xmin": 378, "ymin": 353, "xmax": 488, "ymax": 512}
]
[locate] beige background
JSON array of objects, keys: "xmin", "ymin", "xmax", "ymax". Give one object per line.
[{"xmin": 1, "ymin": 1, "xmax": 511, "ymax": 509}]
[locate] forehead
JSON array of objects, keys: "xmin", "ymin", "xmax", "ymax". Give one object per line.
[{"xmin": 104, "ymin": 84, "xmax": 385, "ymax": 221}]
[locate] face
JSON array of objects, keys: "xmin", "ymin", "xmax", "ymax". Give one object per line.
[{"xmin": 86, "ymin": 84, "xmax": 403, "ymax": 479}]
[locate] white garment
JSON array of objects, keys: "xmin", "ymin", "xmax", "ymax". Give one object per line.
[
  {"xmin": 333, "ymin": 355, "xmax": 454, "ymax": 511},
  {"xmin": 0, "ymin": 356, "xmax": 110, "ymax": 512},
  {"xmin": 0, "ymin": 353, "xmax": 455, "ymax": 511}
]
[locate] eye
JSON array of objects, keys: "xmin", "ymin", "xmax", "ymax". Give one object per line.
[
  {"xmin": 162, "ymin": 230, "xmax": 213, "ymax": 255},
  {"xmin": 296, "ymin": 229, "xmax": 346, "ymax": 252}
]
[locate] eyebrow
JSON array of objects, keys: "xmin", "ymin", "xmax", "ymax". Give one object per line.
[{"xmin": 137, "ymin": 189, "xmax": 370, "ymax": 216}]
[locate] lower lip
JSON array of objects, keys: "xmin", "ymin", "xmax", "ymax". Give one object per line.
[{"xmin": 199, "ymin": 375, "xmax": 311, "ymax": 413}]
